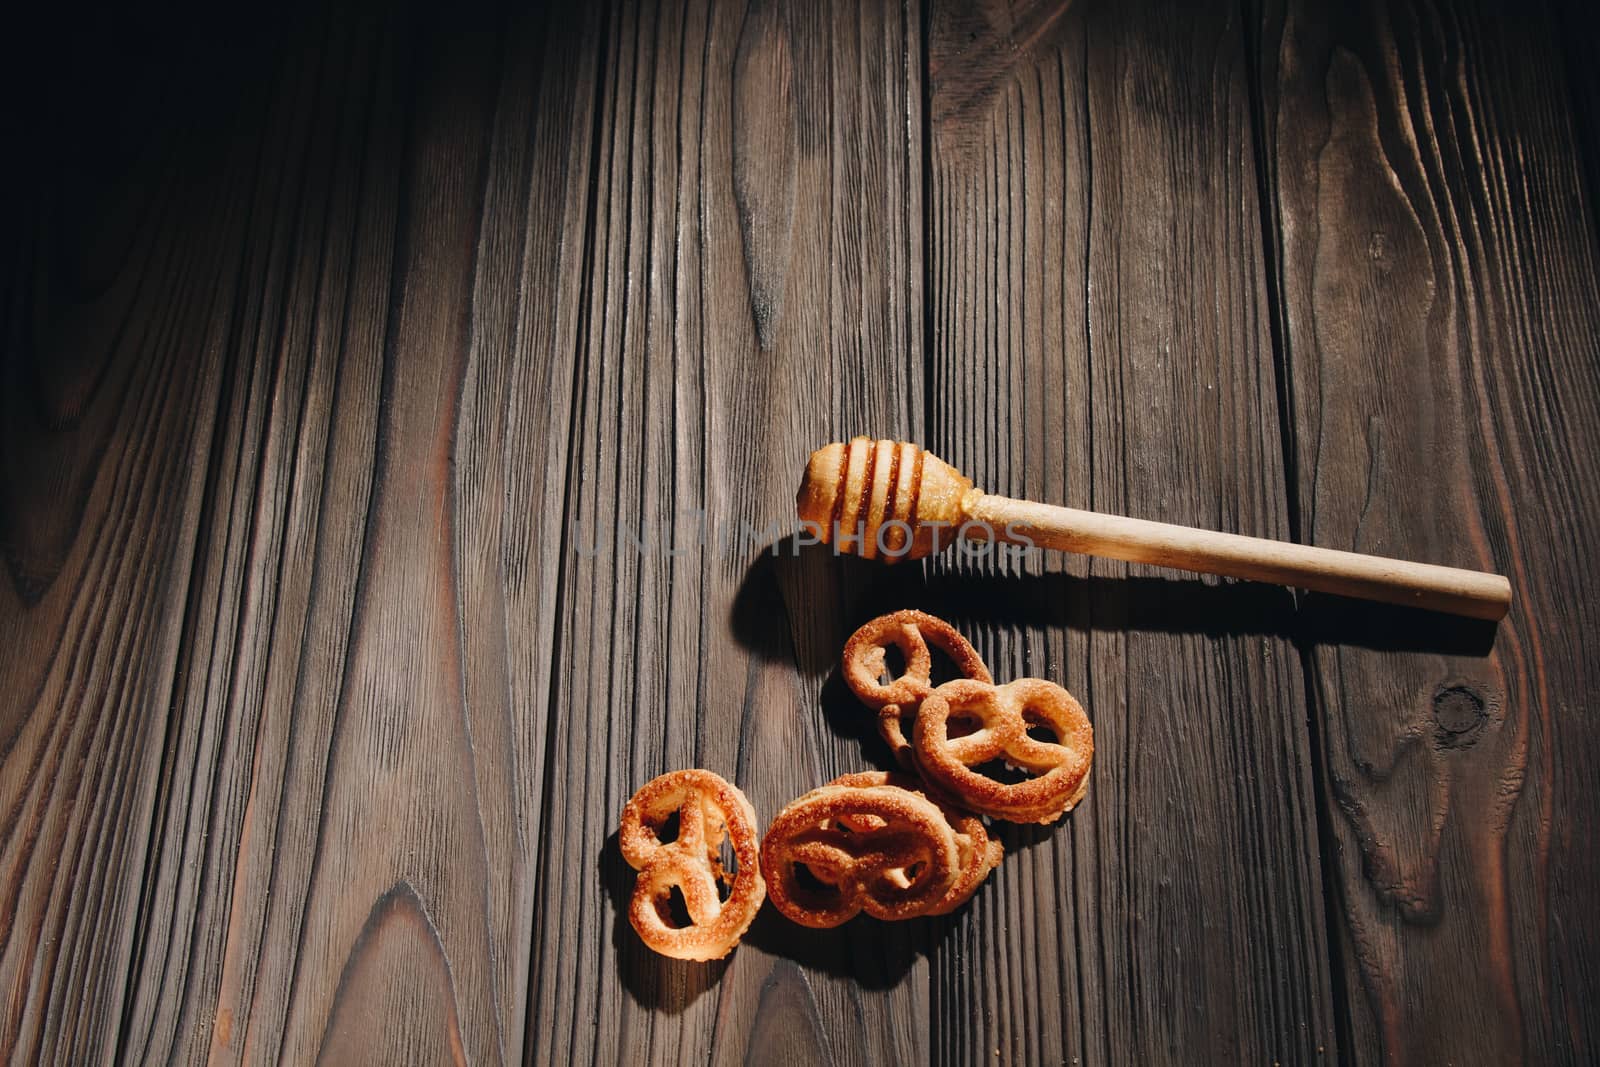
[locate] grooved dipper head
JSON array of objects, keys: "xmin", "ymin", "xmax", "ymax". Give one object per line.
[{"xmin": 796, "ymin": 438, "xmax": 974, "ymax": 561}]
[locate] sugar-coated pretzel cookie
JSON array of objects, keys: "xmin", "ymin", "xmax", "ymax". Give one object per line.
[
  {"xmin": 912, "ymin": 678, "xmax": 1094, "ymax": 825},
  {"xmin": 843, "ymin": 610, "xmax": 992, "ymax": 767},
  {"xmin": 826, "ymin": 772, "xmax": 1003, "ymax": 915},
  {"xmin": 843, "ymin": 610, "xmax": 992, "ymax": 708},
  {"xmin": 760, "ymin": 784, "xmax": 961, "ymax": 928},
  {"xmin": 619, "ymin": 770, "xmax": 766, "ymax": 960}
]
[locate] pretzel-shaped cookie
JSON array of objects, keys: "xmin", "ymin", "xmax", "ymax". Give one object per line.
[
  {"xmin": 760, "ymin": 783, "xmax": 962, "ymax": 928},
  {"xmin": 913, "ymin": 678, "xmax": 1094, "ymax": 825},
  {"xmin": 842, "ymin": 610, "xmax": 993, "ymax": 767},
  {"xmin": 827, "ymin": 772, "xmax": 1003, "ymax": 915},
  {"xmin": 619, "ymin": 770, "xmax": 766, "ymax": 960}
]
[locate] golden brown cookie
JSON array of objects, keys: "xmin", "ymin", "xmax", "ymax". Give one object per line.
[
  {"xmin": 912, "ymin": 678, "xmax": 1094, "ymax": 825},
  {"xmin": 760, "ymin": 783, "xmax": 961, "ymax": 928},
  {"xmin": 619, "ymin": 770, "xmax": 765, "ymax": 960}
]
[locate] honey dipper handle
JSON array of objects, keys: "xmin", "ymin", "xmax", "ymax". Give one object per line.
[{"xmin": 968, "ymin": 494, "xmax": 1512, "ymax": 621}]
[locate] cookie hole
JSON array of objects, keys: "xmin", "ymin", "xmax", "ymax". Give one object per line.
[
  {"xmin": 654, "ymin": 809, "xmax": 680, "ymax": 845},
  {"xmin": 928, "ymin": 652, "xmax": 967, "ymax": 687},
  {"xmin": 970, "ymin": 758, "xmax": 1033, "ymax": 785},
  {"xmin": 718, "ymin": 837, "xmax": 738, "ymax": 877},
  {"xmin": 904, "ymin": 860, "xmax": 926, "ymax": 883},
  {"xmin": 1025, "ymin": 722, "xmax": 1059, "ymax": 744},
  {"xmin": 793, "ymin": 862, "xmax": 831, "ymax": 894},
  {"xmin": 877, "ymin": 643, "xmax": 909, "ymax": 682},
  {"xmin": 948, "ymin": 712, "xmax": 981, "ymax": 739},
  {"xmin": 656, "ymin": 885, "xmax": 693, "ymax": 929}
]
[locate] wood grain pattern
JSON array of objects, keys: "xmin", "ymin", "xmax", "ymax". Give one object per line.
[
  {"xmin": 4, "ymin": 5, "xmax": 605, "ymax": 1063},
  {"xmin": 2, "ymin": 0, "xmax": 1598, "ymax": 1063},
  {"xmin": 0, "ymin": 11, "xmax": 305, "ymax": 1061},
  {"xmin": 525, "ymin": 0, "xmax": 929, "ymax": 1063},
  {"xmin": 1256, "ymin": 0, "xmax": 1600, "ymax": 1061},
  {"xmin": 924, "ymin": 0, "xmax": 1336, "ymax": 1061}
]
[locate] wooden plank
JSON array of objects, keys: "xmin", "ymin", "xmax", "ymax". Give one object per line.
[
  {"xmin": 924, "ymin": 0, "xmax": 1337, "ymax": 1061},
  {"xmin": 8, "ymin": 2, "xmax": 1597, "ymax": 1063},
  {"xmin": 56, "ymin": 5, "xmax": 606, "ymax": 1063},
  {"xmin": 524, "ymin": 0, "xmax": 930, "ymax": 1062},
  {"xmin": 0, "ymin": 12, "xmax": 326, "ymax": 1062},
  {"xmin": 1553, "ymin": 0, "xmax": 1600, "ymax": 236},
  {"xmin": 1255, "ymin": 0, "xmax": 1600, "ymax": 1060}
]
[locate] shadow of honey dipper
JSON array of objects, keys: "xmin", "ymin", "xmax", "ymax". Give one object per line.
[{"xmin": 797, "ymin": 437, "xmax": 1511, "ymax": 622}]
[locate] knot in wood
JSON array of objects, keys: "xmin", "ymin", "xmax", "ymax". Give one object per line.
[{"xmin": 1432, "ymin": 685, "xmax": 1488, "ymax": 749}]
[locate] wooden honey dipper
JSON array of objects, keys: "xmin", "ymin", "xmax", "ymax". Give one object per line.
[{"xmin": 796, "ymin": 437, "xmax": 1511, "ymax": 621}]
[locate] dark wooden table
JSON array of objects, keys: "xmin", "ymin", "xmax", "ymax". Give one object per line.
[{"xmin": 4, "ymin": 1, "xmax": 1597, "ymax": 1063}]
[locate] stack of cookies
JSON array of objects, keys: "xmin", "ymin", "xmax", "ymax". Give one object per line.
[
  {"xmin": 618, "ymin": 610, "xmax": 1095, "ymax": 957},
  {"xmin": 843, "ymin": 610, "xmax": 1094, "ymax": 825}
]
